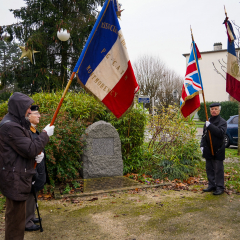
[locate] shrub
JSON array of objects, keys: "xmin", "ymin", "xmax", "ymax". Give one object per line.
[
  {"xmin": 37, "ymin": 111, "xmax": 88, "ymax": 184},
  {"xmin": 198, "ymin": 101, "xmax": 238, "ymax": 121},
  {"xmin": 98, "ymin": 105, "xmax": 148, "ymax": 174},
  {"xmin": 141, "ymin": 105, "xmax": 202, "ymax": 181},
  {"xmin": 0, "ymin": 91, "xmax": 11, "ymax": 103}
]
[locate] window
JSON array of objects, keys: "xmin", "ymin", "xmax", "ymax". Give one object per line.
[{"xmin": 232, "ymin": 116, "xmax": 239, "ymax": 124}]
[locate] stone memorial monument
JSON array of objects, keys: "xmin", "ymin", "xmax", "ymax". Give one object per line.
[{"xmin": 80, "ymin": 121, "xmax": 123, "ymax": 179}]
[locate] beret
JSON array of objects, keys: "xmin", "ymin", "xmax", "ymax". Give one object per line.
[
  {"xmin": 30, "ymin": 105, "xmax": 39, "ymax": 111},
  {"xmin": 209, "ymin": 102, "xmax": 220, "ymax": 107}
]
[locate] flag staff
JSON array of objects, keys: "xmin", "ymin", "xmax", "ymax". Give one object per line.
[
  {"xmin": 224, "ymin": 5, "xmax": 228, "ymax": 19},
  {"xmin": 190, "ymin": 27, "xmax": 214, "ymax": 156},
  {"xmin": 50, "ymin": 72, "xmax": 76, "ymax": 126},
  {"xmin": 33, "ymin": 71, "xmax": 76, "ymax": 169}
]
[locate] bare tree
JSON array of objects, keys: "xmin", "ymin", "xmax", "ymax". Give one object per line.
[
  {"xmin": 133, "ymin": 55, "xmax": 183, "ymax": 110},
  {"xmin": 156, "ymin": 69, "xmax": 182, "ymax": 108},
  {"xmin": 133, "ymin": 55, "xmax": 165, "ymax": 108}
]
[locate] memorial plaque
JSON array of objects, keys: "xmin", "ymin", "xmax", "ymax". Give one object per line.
[{"xmin": 92, "ymin": 138, "xmax": 114, "ymax": 156}]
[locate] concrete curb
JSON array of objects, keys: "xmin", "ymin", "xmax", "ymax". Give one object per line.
[{"xmin": 54, "ymin": 182, "xmax": 172, "ymax": 199}]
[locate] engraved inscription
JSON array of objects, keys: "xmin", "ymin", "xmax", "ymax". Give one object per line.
[{"xmin": 92, "ymin": 138, "xmax": 114, "ymax": 156}]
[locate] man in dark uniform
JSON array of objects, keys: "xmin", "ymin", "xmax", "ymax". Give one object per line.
[
  {"xmin": 0, "ymin": 92, "xmax": 55, "ymax": 240},
  {"xmin": 200, "ymin": 102, "xmax": 227, "ymax": 195}
]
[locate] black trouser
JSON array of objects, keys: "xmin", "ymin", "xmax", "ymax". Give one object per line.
[{"xmin": 206, "ymin": 159, "xmax": 224, "ymax": 190}]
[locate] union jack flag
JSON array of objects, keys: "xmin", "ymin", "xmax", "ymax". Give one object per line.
[{"xmin": 180, "ymin": 42, "xmax": 203, "ymax": 118}]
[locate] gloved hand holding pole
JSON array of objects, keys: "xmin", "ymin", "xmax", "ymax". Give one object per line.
[
  {"xmin": 35, "ymin": 152, "xmax": 44, "ymax": 163},
  {"xmin": 43, "ymin": 124, "xmax": 55, "ymax": 137}
]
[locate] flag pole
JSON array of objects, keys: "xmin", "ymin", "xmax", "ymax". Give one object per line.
[
  {"xmin": 190, "ymin": 27, "xmax": 214, "ymax": 156},
  {"xmin": 33, "ymin": 71, "xmax": 76, "ymax": 169},
  {"xmin": 224, "ymin": 5, "xmax": 227, "ymax": 19},
  {"xmin": 50, "ymin": 72, "xmax": 76, "ymax": 126}
]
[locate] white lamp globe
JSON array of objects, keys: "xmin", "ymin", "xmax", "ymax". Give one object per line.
[{"xmin": 57, "ymin": 29, "xmax": 70, "ymax": 41}]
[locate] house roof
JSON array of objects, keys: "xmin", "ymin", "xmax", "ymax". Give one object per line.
[{"xmin": 182, "ymin": 47, "xmax": 240, "ymax": 57}]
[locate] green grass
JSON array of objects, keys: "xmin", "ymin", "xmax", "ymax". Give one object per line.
[
  {"xmin": 224, "ymin": 161, "xmax": 240, "ymax": 192},
  {"xmin": 196, "ymin": 148, "xmax": 240, "ymax": 192},
  {"xmin": 225, "ymin": 148, "xmax": 240, "ymax": 159},
  {"xmin": 193, "ymin": 121, "xmax": 205, "ymax": 128}
]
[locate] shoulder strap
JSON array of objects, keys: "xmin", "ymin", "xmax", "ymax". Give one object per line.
[{"xmin": 0, "ymin": 120, "xmax": 12, "ymax": 128}]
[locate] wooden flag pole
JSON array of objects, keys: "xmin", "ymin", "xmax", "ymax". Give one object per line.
[
  {"xmin": 34, "ymin": 71, "xmax": 76, "ymax": 169},
  {"xmin": 50, "ymin": 72, "xmax": 76, "ymax": 126},
  {"xmin": 224, "ymin": 5, "xmax": 227, "ymax": 19},
  {"xmin": 190, "ymin": 27, "xmax": 214, "ymax": 156}
]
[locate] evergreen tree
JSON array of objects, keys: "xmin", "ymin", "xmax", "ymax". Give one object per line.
[
  {"xmin": 0, "ymin": 40, "xmax": 23, "ymax": 91},
  {"xmin": 1, "ymin": 0, "xmax": 104, "ymax": 94}
]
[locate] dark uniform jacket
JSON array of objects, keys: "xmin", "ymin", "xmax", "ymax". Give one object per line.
[
  {"xmin": 30, "ymin": 128, "xmax": 49, "ymax": 192},
  {"xmin": 200, "ymin": 115, "xmax": 227, "ymax": 161},
  {"xmin": 0, "ymin": 92, "xmax": 49, "ymax": 201}
]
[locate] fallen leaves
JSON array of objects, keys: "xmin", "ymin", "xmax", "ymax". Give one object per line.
[
  {"xmin": 38, "ymin": 193, "xmax": 54, "ymax": 200},
  {"xmin": 88, "ymin": 197, "xmax": 98, "ymax": 202}
]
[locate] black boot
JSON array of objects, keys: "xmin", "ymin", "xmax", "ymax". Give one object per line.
[
  {"xmin": 213, "ymin": 189, "xmax": 224, "ymax": 195},
  {"xmin": 25, "ymin": 224, "xmax": 40, "ymax": 231},
  {"xmin": 203, "ymin": 186, "xmax": 216, "ymax": 192}
]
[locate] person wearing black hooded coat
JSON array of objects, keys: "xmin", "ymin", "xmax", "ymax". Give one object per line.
[{"xmin": 0, "ymin": 92, "xmax": 54, "ymax": 240}]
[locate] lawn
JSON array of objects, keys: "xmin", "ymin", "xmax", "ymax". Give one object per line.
[
  {"xmin": 226, "ymin": 147, "xmax": 240, "ymax": 159},
  {"xmin": 193, "ymin": 121, "xmax": 205, "ymax": 128},
  {"xmin": 196, "ymin": 147, "xmax": 240, "ymax": 193}
]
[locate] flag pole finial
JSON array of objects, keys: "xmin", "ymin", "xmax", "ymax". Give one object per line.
[
  {"xmin": 190, "ymin": 26, "xmax": 194, "ymax": 42},
  {"xmin": 224, "ymin": 5, "xmax": 227, "ymax": 18},
  {"xmin": 224, "ymin": 5, "xmax": 228, "ymax": 23}
]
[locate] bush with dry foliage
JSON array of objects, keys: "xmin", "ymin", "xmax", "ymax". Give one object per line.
[{"xmin": 143, "ymin": 105, "xmax": 201, "ymax": 180}]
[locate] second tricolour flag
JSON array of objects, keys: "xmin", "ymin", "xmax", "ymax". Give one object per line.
[
  {"xmin": 180, "ymin": 41, "xmax": 203, "ymax": 118},
  {"xmin": 224, "ymin": 18, "xmax": 240, "ymax": 102},
  {"xmin": 73, "ymin": 0, "xmax": 139, "ymax": 118}
]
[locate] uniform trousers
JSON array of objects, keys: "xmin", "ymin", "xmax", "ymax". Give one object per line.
[
  {"xmin": 5, "ymin": 197, "xmax": 25, "ymax": 240},
  {"xmin": 206, "ymin": 159, "xmax": 224, "ymax": 190},
  {"xmin": 25, "ymin": 192, "xmax": 38, "ymax": 228}
]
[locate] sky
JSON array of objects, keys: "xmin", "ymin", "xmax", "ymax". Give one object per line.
[{"xmin": 1, "ymin": 0, "xmax": 240, "ymax": 77}]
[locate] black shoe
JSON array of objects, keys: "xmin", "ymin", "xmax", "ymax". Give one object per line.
[
  {"xmin": 32, "ymin": 218, "xmax": 42, "ymax": 224},
  {"xmin": 213, "ymin": 189, "xmax": 224, "ymax": 195},
  {"xmin": 25, "ymin": 224, "xmax": 40, "ymax": 231},
  {"xmin": 203, "ymin": 186, "xmax": 216, "ymax": 192}
]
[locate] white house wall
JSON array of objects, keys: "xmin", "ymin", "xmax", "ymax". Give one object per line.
[{"xmin": 185, "ymin": 50, "xmax": 229, "ymax": 103}]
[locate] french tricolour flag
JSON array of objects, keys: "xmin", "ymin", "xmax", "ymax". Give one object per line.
[
  {"xmin": 225, "ymin": 20, "xmax": 240, "ymax": 102},
  {"xmin": 73, "ymin": 0, "xmax": 139, "ymax": 118}
]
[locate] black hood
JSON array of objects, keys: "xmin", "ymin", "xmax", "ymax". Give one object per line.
[{"xmin": 8, "ymin": 92, "xmax": 34, "ymax": 129}]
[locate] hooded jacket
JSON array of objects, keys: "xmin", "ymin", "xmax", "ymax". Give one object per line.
[
  {"xmin": 200, "ymin": 114, "xmax": 227, "ymax": 160},
  {"xmin": 0, "ymin": 92, "xmax": 49, "ymax": 201}
]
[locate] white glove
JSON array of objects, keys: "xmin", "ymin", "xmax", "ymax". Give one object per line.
[
  {"xmin": 200, "ymin": 147, "xmax": 204, "ymax": 154},
  {"xmin": 43, "ymin": 124, "xmax": 55, "ymax": 137},
  {"xmin": 206, "ymin": 121, "xmax": 210, "ymax": 127},
  {"xmin": 35, "ymin": 152, "xmax": 44, "ymax": 164}
]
